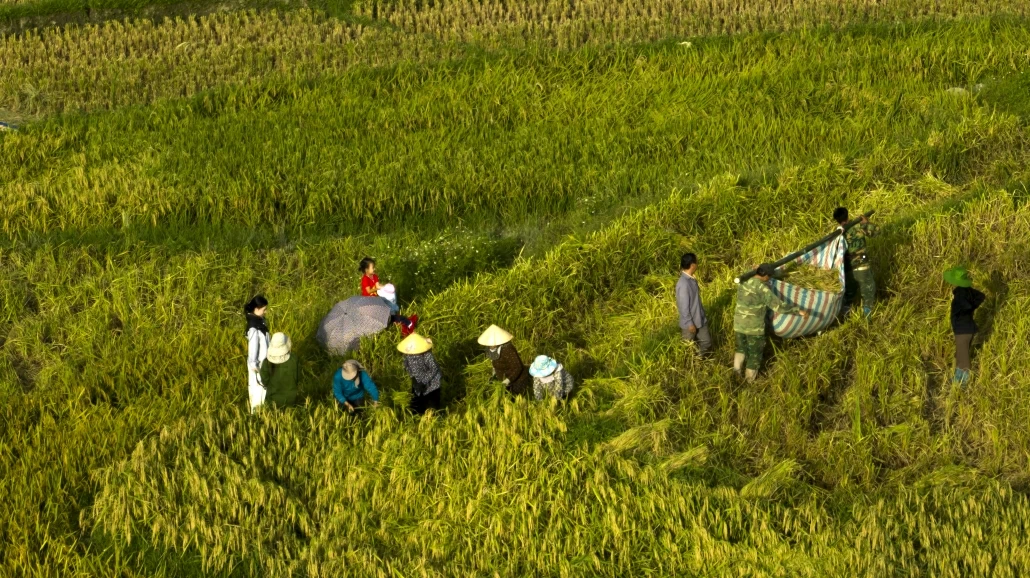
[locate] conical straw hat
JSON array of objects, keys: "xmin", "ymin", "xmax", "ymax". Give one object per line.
[
  {"xmin": 397, "ymin": 332, "xmax": 433, "ymax": 355},
  {"xmin": 477, "ymin": 324, "xmax": 513, "ymax": 347}
]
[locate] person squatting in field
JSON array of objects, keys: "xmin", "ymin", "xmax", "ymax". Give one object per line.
[
  {"xmin": 260, "ymin": 332, "xmax": 299, "ymax": 409},
  {"xmin": 529, "ymin": 355, "xmax": 575, "ymax": 401},
  {"xmin": 944, "ymin": 266, "xmax": 986, "ymax": 385},
  {"xmin": 398, "ymin": 333, "xmax": 443, "ymax": 414},
  {"xmin": 359, "ymin": 257, "xmax": 417, "ymax": 335},
  {"xmin": 733, "ymin": 264, "xmax": 807, "ymax": 382},
  {"xmin": 478, "ymin": 324, "xmax": 531, "ymax": 396},
  {"xmin": 244, "ymin": 295, "xmax": 270, "ymax": 413},
  {"xmin": 834, "ymin": 207, "xmax": 880, "ymax": 318},
  {"xmin": 333, "ymin": 360, "xmax": 380, "ymax": 412},
  {"xmin": 676, "ymin": 252, "xmax": 712, "ymax": 357}
]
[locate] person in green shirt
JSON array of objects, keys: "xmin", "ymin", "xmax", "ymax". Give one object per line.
[
  {"xmin": 834, "ymin": 207, "xmax": 880, "ymax": 318},
  {"xmin": 259, "ymin": 332, "xmax": 299, "ymax": 409},
  {"xmin": 733, "ymin": 264, "xmax": 807, "ymax": 382}
]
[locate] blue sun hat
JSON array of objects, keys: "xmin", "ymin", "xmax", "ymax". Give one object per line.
[{"xmin": 529, "ymin": 355, "xmax": 558, "ymax": 378}]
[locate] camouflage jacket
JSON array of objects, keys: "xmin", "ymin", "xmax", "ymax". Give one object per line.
[
  {"xmin": 733, "ymin": 277, "xmax": 798, "ymax": 336},
  {"xmin": 844, "ymin": 222, "xmax": 879, "ymax": 260}
]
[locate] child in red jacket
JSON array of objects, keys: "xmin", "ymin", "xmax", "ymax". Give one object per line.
[{"xmin": 359, "ymin": 257, "xmax": 418, "ymax": 336}]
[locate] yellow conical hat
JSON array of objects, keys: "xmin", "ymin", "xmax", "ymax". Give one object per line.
[
  {"xmin": 397, "ymin": 332, "xmax": 433, "ymax": 355},
  {"xmin": 477, "ymin": 324, "xmax": 513, "ymax": 347}
]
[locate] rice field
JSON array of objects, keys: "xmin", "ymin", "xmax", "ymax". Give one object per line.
[{"xmin": 3, "ymin": 1, "xmax": 1030, "ymax": 576}]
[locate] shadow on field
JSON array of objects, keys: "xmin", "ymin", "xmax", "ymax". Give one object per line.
[
  {"xmin": 808, "ymin": 349, "xmax": 856, "ymax": 435},
  {"xmin": 872, "ymin": 187, "xmax": 990, "ymax": 306},
  {"xmin": 974, "ymin": 270, "xmax": 1010, "ymax": 357},
  {"xmin": 703, "ymin": 287, "xmax": 736, "ymax": 352},
  {"xmin": 920, "ymin": 354, "xmax": 945, "ymax": 434},
  {"xmin": 437, "ymin": 336, "xmax": 484, "ymax": 406}
]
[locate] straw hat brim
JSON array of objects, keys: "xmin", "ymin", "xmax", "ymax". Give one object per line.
[
  {"xmin": 529, "ymin": 356, "xmax": 558, "ymax": 378},
  {"xmin": 397, "ymin": 333, "xmax": 433, "ymax": 354},
  {"xmin": 477, "ymin": 324, "xmax": 514, "ymax": 347}
]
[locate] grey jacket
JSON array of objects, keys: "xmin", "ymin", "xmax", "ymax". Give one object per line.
[{"xmin": 675, "ymin": 272, "xmax": 707, "ymax": 331}]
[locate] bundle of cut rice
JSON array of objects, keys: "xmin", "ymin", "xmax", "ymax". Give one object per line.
[{"xmin": 774, "ymin": 262, "xmax": 842, "ymax": 292}]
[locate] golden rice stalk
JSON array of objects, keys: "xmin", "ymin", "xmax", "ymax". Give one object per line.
[
  {"xmin": 775, "ymin": 262, "xmax": 843, "ymax": 292},
  {"xmin": 659, "ymin": 445, "xmax": 709, "ymax": 473},
  {"xmin": 602, "ymin": 419, "xmax": 671, "ymax": 455},
  {"xmin": 740, "ymin": 459, "xmax": 799, "ymax": 499}
]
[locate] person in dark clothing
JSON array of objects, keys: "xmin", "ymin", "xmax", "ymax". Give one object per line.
[
  {"xmin": 477, "ymin": 324, "xmax": 531, "ymax": 396},
  {"xmin": 259, "ymin": 332, "xmax": 299, "ymax": 408},
  {"xmin": 397, "ymin": 333, "xmax": 442, "ymax": 414},
  {"xmin": 944, "ymin": 266, "xmax": 986, "ymax": 385}
]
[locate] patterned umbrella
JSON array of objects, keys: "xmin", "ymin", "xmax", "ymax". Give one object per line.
[{"xmin": 316, "ymin": 296, "xmax": 391, "ymax": 355}]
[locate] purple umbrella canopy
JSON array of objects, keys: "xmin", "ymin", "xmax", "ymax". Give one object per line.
[{"xmin": 316, "ymin": 296, "xmax": 392, "ymax": 355}]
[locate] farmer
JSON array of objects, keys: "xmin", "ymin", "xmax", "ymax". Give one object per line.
[
  {"xmin": 834, "ymin": 207, "xmax": 880, "ymax": 318},
  {"xmin": 944, "ymin": 266, "xmax": 986, "ymax": 385},
  {"xmin": 332, "ymin": 360, "xmax": 380, "ymax": 412},
  {"xmin": 529, "ymin": 355, "xmax": 574, "ymax": 401},
  {"xmin": 259, "ymin": 332, "xmax": 299, "ymax": 409},
  {"xmin": 733, "ymin": 264, "xmax": 807, "ymax": 382},
  {"xmin": 478, "ymin": 324, "xmax": 531, "ymax": 396},
  {"xmin": 244, "ymin": 295, "xmax": 270, "ymax": 413},
  {"xmin": 397, "ymin": 333, "xmax": 442, "ymax": 414},
  {"xmin": 675, "ymin": 252, "xmax": 712, "ymax": 356}
]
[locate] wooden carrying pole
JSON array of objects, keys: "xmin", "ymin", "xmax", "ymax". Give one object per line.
[{"xmin": 734, "ymin": 210, "xmax": 875, "ymax": 284}]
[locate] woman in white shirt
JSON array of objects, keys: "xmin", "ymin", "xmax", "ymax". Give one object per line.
[{"xmin": 244, "ymin": 295, "xmax": 270, "ymax": 412}]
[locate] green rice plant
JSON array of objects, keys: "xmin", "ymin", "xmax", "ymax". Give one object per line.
[{"xmin": 11, "ymin": 21, "xmax": 1027, "ymax": 237}]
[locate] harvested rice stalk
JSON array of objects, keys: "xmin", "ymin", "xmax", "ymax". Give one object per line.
[{"xmin": 774, "ymin": 262, "xmax": 843, "ymax": 292}]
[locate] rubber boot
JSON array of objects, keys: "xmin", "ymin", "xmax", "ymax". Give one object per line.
[
  {"xmin": 733, "ymin": 353, "xmax": 745, "ymax": 378},
  {"xmin": 744, "ymin": 369, "xmax": 759, "ymax": 383},
  {"xmin": 953, "ymin": 368, "xmax": 970, "ymax": 385}
]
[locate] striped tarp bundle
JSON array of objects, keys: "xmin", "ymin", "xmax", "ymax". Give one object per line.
[{"xmin": 768, "ymin": 235, "xmax": 847, "ymax": 338}]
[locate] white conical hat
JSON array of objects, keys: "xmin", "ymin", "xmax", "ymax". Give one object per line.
[
  {"xmin": 477, "ymin": 324, "xmax": 513, "ymax": 347},
  {"xmin": 397, "ymin": 332, "xmax": 433, "ymax": 355}
]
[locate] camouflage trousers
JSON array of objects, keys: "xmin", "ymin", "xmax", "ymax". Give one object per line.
[
  {"xmin": 845, "ymin": 266, "xmax": 876, "ymax": 307},
  {"xmin": 735, "ymin": 333, "xmax": 765, "ymax": 371}
]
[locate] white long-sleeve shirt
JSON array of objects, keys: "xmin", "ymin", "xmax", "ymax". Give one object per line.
[{"xmin": 247, "ymin": 327, "xmax": 269, "ymax": 387}]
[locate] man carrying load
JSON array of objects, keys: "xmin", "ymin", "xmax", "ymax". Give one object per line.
[
  {"xmin": 834, "ymin": 207, "xmax": 879, "ymax": 318},
  {"xmin": 733, "ymin": 264, "xmax": 807, "ymax": 382}
]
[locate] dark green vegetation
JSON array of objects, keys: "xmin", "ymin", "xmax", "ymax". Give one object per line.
[{"xmin": 3, "ymin": 4, "xmax": 1030, "ymax": 577}]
